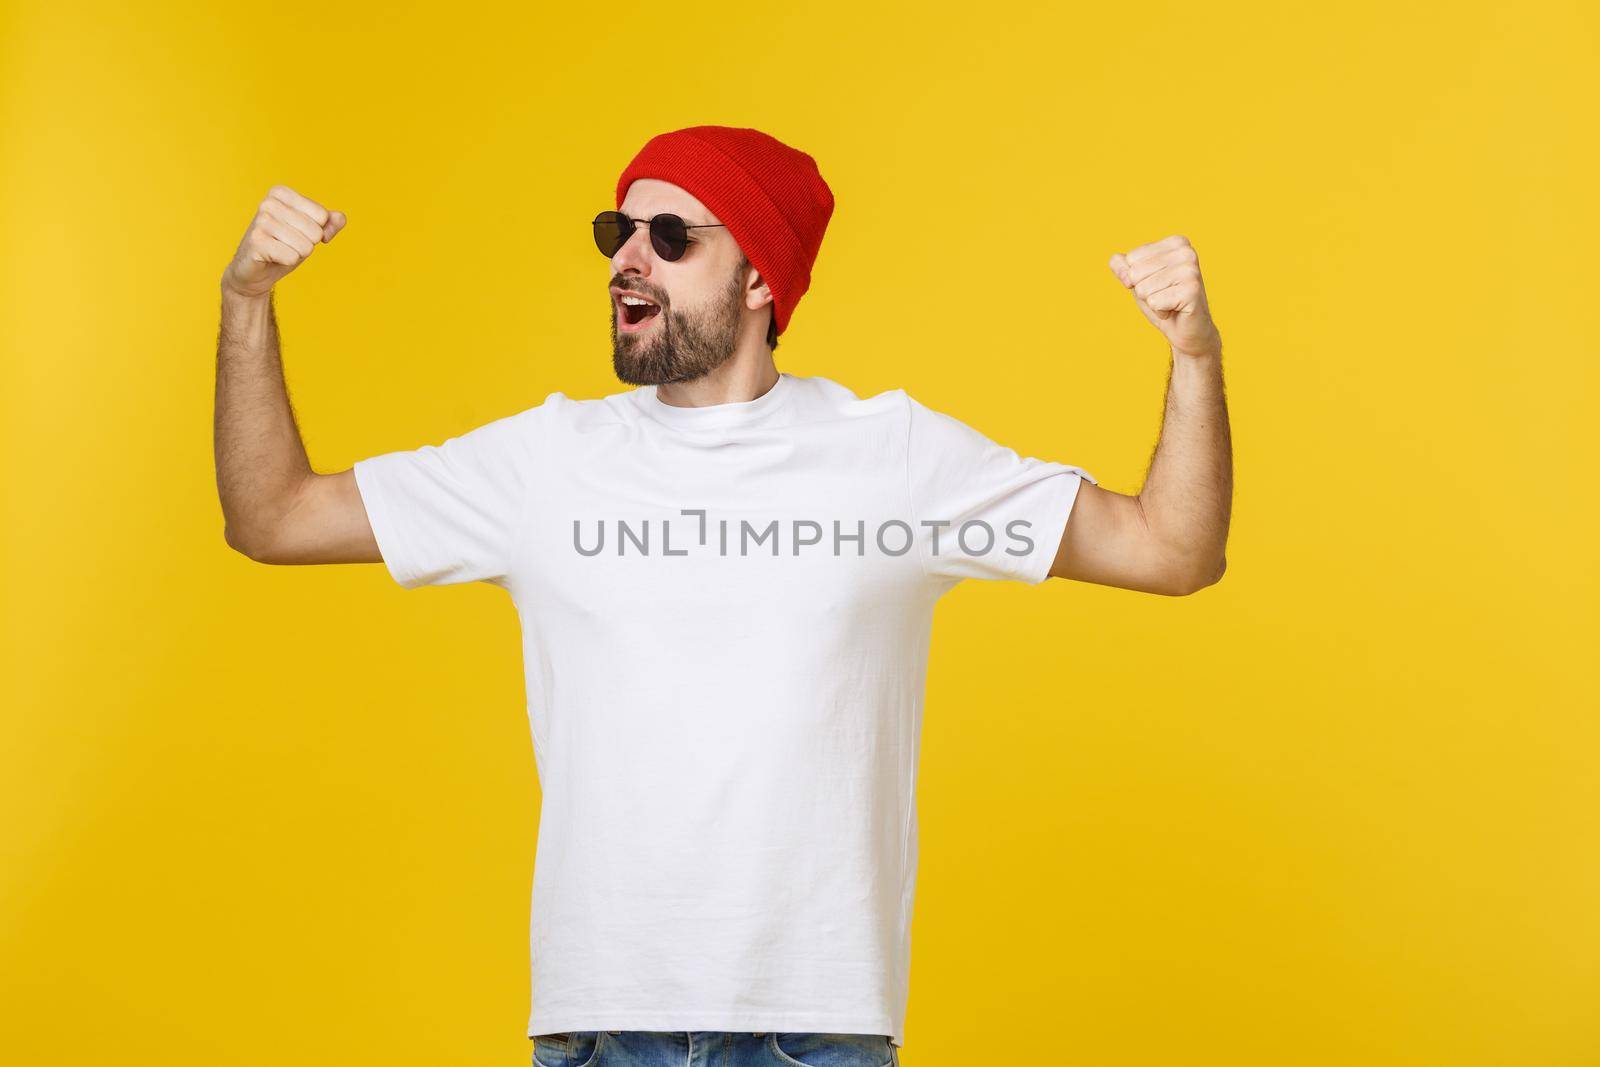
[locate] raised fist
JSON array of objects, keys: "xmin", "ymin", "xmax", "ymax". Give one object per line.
[
  {"xmin": 222, "ymin": 185, "xmax": 346, "ymax": 299},
  {"xmin": 1108, "ymin": 234, "xmax": 1222, "ymax": 360}
]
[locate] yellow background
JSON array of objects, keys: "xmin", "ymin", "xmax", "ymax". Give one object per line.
[{"xmin": 3, "ymin": 1, "xmax": 1595, "ymax": 1063}]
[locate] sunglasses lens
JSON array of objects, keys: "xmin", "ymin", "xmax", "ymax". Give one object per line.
[
  {"xmin": 650, "ymin": 214, "xmax": 689, "ymax": 261},
  {"xmin": 592, "ymin": 211, "xmax": 629, "ymax": 257}
]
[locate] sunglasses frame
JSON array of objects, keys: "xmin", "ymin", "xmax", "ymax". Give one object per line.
[{"xmin": 592, "ymin": 211, "xmax": 727, "ymax": 262}]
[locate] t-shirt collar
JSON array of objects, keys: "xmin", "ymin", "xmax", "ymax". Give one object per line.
[{"xmin": 640, "ymin": 372, "xmax": 794, "ymax": 430}]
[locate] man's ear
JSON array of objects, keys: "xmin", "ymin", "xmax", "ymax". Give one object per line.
[{"xmin": 744, "ymin": 265, "xmax": 774, "ymax": 313}]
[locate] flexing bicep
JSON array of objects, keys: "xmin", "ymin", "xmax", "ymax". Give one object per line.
[
  {"xmin": 1047, "ymin": 480, "xmax": 1197, "ymax": 595},
  {"xmin": 250, "ymin": 468, "xmax": 383, "ymax": 566}
]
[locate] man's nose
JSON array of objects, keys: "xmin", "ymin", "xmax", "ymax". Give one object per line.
[{"xmin": 611, "ymin": 223, "xmax": 656, "ymax": 276}]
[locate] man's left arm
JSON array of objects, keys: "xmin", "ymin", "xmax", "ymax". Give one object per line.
[{"xmin": 1049, "ymin": 234, "xmax": 1232, "ymax": 596}]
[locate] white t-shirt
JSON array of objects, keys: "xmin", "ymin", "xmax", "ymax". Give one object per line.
[{"xmin": 351, "ymin": 372, "xmax": 1096, "ymax": 1048}]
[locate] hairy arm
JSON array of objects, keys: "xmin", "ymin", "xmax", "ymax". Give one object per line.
[
  {"xmin": 1049, "ymin": 235, "xmax": 1232, "ymax": 596},
  {"xmin": 1050, "ymin": 348, "xmax": 1231, "ymax": 594},
  {"xmin": 213, "ymin": 290, "xmax": 379, "ymax": 564},
  {"xmin": 214, "ymin": 185, "xmax": 377, "ymax": 565}
]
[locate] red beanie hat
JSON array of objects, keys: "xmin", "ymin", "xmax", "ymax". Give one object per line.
[{"xmin": 615, "ymin": 125, "xmax": 834, "ymax": 336}]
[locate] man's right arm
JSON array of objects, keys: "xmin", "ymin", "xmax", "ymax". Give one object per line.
[{"xmin": 213, "ymin": 185, "xmax": 374, "ymax": 566}]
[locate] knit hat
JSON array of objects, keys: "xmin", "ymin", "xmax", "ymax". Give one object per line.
[{"xmin": 615, "ymin": 125, "xmax": 834, "ymax": 336}]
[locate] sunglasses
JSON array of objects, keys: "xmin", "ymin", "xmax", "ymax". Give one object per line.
[{"xmin": 592, "ymin": 211, "xmax": 726, "ymax": 262}]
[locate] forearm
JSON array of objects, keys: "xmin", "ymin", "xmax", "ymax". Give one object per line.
[
  {"xmin": 1137, "ymin": 344, "xmax": 1232, "ymax": 587},
  {"xmin": 214, "ymin": 287, "xmax": 313, "ymax": 555}
]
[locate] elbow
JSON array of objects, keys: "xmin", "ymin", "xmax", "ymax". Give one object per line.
[
  {"xmin": 1192, "ymin": 552, "xmax": 1228, "ymax": 593},
  {"xmin": 224, "ymin": 521, "xmax": 274, "ymax": 563},
  {"xmin": 1165, "ymin": 551, "xmax": 1227, "ymax": 596},
  {"xmin": 1135, "ymin": 499, "xmax": 1229, "ymax": 597}
]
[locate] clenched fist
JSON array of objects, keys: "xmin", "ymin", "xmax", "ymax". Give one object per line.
[
  {"xmin": 1109, "ymin": 235, "xmax": 1222, "ymax": 360},
  {"xmin": 221, "ymin": 185, "xmax": 347, "ymax": 300}
]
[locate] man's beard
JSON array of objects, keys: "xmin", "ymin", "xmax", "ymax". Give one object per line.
[{"xmin": 611, "ymin": 266, "xmax": 744, "ymax": 386}]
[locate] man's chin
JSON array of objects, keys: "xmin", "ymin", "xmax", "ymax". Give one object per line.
[
  {"xmin": 609, "ymin": 308, "xmax": 739, "ymax": 386},
  {"xmin": 612, "ymin": 346, "xmax": 674, "ymax": 387}
]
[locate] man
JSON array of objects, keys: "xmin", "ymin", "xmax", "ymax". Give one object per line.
[{"xmin": 214, "ymin": 125, "xmax": 1230, "ymax": 1066}]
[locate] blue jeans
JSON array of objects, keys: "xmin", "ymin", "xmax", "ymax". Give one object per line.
[{"xmin": 531, "ymin": 1031, "xmax": 899, "ymax": 1067}]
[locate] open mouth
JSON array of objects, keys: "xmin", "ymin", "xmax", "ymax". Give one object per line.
[{"xmin": 615, "ymin": 291, "xmax": 663, "ymax": 331}]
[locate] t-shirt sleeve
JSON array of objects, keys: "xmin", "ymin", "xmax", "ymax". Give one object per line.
[
  {"xmin": 903, "ymin": 392, "xmax": 1097, "ymax": 585},
  {"xmin": 351, "ymin": 407, "xmax": 536, "ymax": 590}
]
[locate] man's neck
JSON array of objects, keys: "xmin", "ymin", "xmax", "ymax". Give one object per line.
[{"xmin": 655, "ymin": 353, "xmax": 780, "ymax": 409}]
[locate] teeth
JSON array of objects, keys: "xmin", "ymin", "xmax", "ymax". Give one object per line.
[{"xmin": 620, "ymin": 295, "xmax": 656, "ymax": 306}]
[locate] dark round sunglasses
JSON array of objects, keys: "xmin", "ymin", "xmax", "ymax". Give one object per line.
[{"xmin": 592, "ymin": 211, "xmax": 726, "ymax": 262}]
